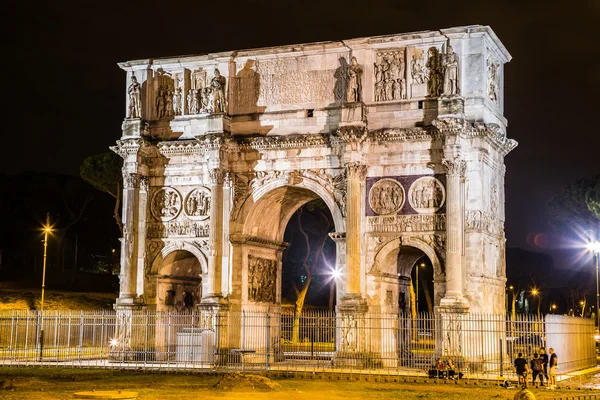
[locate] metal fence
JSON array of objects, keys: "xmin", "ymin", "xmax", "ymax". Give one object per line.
[{"xmin": 0, "ymin": 309, "xmax": 596, "ymax": 382}]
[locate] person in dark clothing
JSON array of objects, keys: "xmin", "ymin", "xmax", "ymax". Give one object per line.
[
  {"xmin": 514, "ymin": 352, "xmax": 528, "ymax": 387},
  {"xmin": 549, "ymin": 348, "xmax": 558, "ymax": 387},
  {"xmin": 530, "ymin": 353, "xmax": 543, "ymax": 388},
  {"xmin": 539, "ymin": 347, "xmax": 549, "ymax": 384}
]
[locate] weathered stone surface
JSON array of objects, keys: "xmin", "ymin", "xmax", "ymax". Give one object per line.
[{"xmin": 113, "ymin": 25, "xmax": 516, "ymax": 359}]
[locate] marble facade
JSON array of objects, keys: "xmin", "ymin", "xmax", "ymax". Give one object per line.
[{"xmin": 112, "ymin": 25, "xmax": 516, "ymax": 363}]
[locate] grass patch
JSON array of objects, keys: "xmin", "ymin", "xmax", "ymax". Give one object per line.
[
  {"xmin": 0, "ymin": 289, "xmax": 116, "ymax": 311},
  {"xmin": 0, "ymin": 367, "xmax": 596, "ymax": 400}
]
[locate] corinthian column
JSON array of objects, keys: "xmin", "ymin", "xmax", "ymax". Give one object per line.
[
  {"xmin": 203, "ymin": 168, "xmax": 224, "ymax": 301},
  {"xmin": 441, "ymin": 157, "xmax": 468, "ymax": 308},
  {"xmin": 119, "ymin": 172, "xmax": 140, "ymax": 301},
  {"xmin": 344, "ymin": 162, "xmax": 367, "ymax": 299}
]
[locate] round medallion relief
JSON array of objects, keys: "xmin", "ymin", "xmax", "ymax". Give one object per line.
[
  {"xmin": 369, "ymin": 178, "xmax": 405, "ymax": 215},
  {"xmin": 151, "ymin": 187, "xmax": 182, "ymax": 221},
  {"xmin": 185, "ymin": 187, "xmax": 211, "ymax": 220},
  {"xmin": 408, "ymin": 177, "xmax": 445, "ymax": 214}
]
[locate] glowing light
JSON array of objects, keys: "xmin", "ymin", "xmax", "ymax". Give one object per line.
[
  {"xmin": 587, "ymin": 241, "xmax": 600, "ymax": 254},
  {"xmin": 110, "ymin": 338, "xmax": 119, "ymax": 347},
  {"xmin": 531, "ymin": 288, "xmax": 539, "ymax": 296},
  {"xmin": 331, "ymin": 269, "xmax": 341, "ymax": 280},
  {"xmin": 509, "ymin": 285, "xmax": 514, "ymax": 290},
  {"xmin": 551, "ymin": 304, "xmax": 557, "ymax": 310},
  {"xmin": 580, "ymin": 300, "xmax": 585, "ymax": 305}
]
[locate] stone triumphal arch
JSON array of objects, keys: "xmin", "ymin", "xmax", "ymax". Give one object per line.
[{"xmin": 112, "ymin": 25, "xmax": 516, "ymax": 362}]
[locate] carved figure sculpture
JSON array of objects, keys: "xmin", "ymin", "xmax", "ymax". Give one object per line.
[
  {"xmin": 369, "ymin": 179, "xmax": 405, "ymax": 215},
  {"xmin": 165, "ymin": 91, "xmax": 173, "ymax": 116},
  {"xmin": 173, "ymin": 88, "xmax": 182, "ymax": 115},
  {"xmin": 156, "ymin": 91, "xmax": 166, "ymax": 119},
  {"xmin": 487, "ymin": 58, "xmax": 499, "ymax": 103},
  {"xmin": 442, "ymin": 44, "xmax": 459, "ymax": 96},
  {"xmin": 210, "ymin": 69, "xmax": 227, "ymax": 113},
  {"xmin": 426, "ymin": 48, "xmax": 443, "ymax": 97},
  {"xmin": 346, "ymin": 56, "xmax": 362, "ymax": 102},
  {"xmin": 151, "ymin": 187, "xmax": 182, "ymax": 221},
  {"xmin": 185, "ymin": 188, "xmax": 211, "ymax": 220},
  {"xmin": 127, "ymin": 75, "xmax": 142, "ymax": 118},
  {"xmin": 411, "ymin": 53, "xmax": 427, "ymax": 84},
  {"xmin": 248, "ymin": 255, "xmax": 276, "ymax": 303},
  {"xmin": 408, "ymin": 177, "xmax": 445, "ymax": 213}
]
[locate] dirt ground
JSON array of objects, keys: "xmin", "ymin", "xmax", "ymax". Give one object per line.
[
  {"xmin": 0, "ymin": 289, "xmax": 116, "ymax": 310},
  {"xmin": 0, "ymin": 367, "xmax": 598, "ymax": 400}
]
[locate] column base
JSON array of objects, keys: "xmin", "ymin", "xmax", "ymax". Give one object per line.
[
  {"xmin": 337, "ymin": 293, "xmax": 369, "ymax": 313},
  {"xmin": 114, "ymin": 296, "xmax": 146, "ymax": 310},
  {"xmin": 439, "ymin": 294, "xmax": 470, "ymax": 313}
]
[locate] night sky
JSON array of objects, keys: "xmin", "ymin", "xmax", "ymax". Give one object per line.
[{"xmin": 6, "ymin": 1, "xmax": 599, "ymax": 258}]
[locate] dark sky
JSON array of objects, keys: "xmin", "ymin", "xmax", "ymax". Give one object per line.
[{"xmin": 6, "ymin": 0, "xmax": 599, "ymax": 254}]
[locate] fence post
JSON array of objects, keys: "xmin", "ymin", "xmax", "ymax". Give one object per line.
[
  {"xmin": 499, "ymin": 338, "xmax": 503, "ymax": 377},
  {"xmin": 266, "ymin": 311, "xmax": 271, "ymax": 371}
]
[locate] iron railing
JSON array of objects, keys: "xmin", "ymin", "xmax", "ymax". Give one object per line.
[{"xmin": 0, "ymin": 309, "xmax": 596, "ymax": 382}]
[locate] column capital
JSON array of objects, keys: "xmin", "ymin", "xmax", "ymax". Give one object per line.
[
  {"xmin": 442, "ymin": 157, "xmax": 467, "ymax": 177},
  {"xmin": 123, "ymin": 172, "xmax": 139, "ymax": 189},
  {"xmin": 208, "ymin": 168, "xmax": 225, "ymax": 185},
  {"xmin": 345, "ymin": 162, "xmax": 367, "ymax": 180}
]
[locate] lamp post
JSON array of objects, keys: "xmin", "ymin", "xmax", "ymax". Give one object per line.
[
  {"xmin": 586, "ymin": 239, "xmax": 600, "ymax": 329},
  {"xmin": 416, "ymin": 261, "xmax": 426, "ymax": 313},
  {"xmin": 531, "ymin": 288, "xmax": 540, "ymax": 317},
  {"xmin": 39, "ymin": 213, "xmax": 52, "ymax": 361}
]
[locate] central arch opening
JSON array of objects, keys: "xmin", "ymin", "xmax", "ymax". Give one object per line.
[{"xmin": 240, "ymin": 184, "xmax": 340, "ymax": 351}]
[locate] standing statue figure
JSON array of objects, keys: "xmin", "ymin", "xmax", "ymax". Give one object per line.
[
  {"xmin": 426, "ymin": 47, "xmax": 443, "ymax": 97},
  {"xmin": 442, "ymin": 44, "xmax": 459, "ymax": 96},
  {"xmin": 156, "ymin": 91, "xmax": 165, "ymax": 119},
  {"xmin": 173, "ymin": 87, "xmax": 182, "ymax": 115},
  {"xmin": 210, "ymin": 69, "xmax": 227, "ymax": 113},
  {"xmin": 346, "ymin": 56, "xmax": 362, "ymax": 102},
  {"xmin": 127, "ymin": 75, "xmax": 142, "ymax": 118}
]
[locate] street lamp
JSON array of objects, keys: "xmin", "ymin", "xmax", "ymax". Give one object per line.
[
  {"xmin": 416, "ymin": 261, "xmax": 426, "ymax": 314},
  {"xmin": 39, "ymin": 213, "xmax": 52, "ymax": 361},
  {"xmin": 586, "ymin": 238, "xmax": 600, "ymax": 329},
  {"xmin": 531, "ymin": 288, "xmax": 540, "ymax": 317}
]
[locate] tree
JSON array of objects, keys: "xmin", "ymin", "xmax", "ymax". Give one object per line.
[
  {"xmin": 282, "ymin": 200, "xmax": 334, "ymax": 343},
  {"xmin": 80, "ymin": 152, "xmax": 123, "ymax": 234},
  {"xmin": 547, "ymin": 175, "xmax": 600, "ymax": 231}
]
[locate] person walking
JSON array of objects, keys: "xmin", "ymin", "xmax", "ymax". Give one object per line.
[
  {"xmin": 548, "ymin": 348, "xmax": 558, "ymax": 388},
  {"xmin": 514, "ymin": 352, "xmax": 528, "ymax": 387},
  {"xmin": 539, "ymin": 347, "xmax": 549, "ymax": 384},
  {"xmin": 529, "ymin": 353, "xmax": 543, "ymax": 388}
]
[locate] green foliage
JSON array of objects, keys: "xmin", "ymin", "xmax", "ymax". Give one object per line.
[
  {"xmin": 585, "ymin": 176, "xmax": 600, "ymax": 219},
  {"xmin": 547, "ymin": 175, "xmax": 600, "ymax": 230},
  {"xmin": 80, "ymin": 151, "xmax": 123, "ymax": 198}
]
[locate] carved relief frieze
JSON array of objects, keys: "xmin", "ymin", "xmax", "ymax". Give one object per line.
[
  {"xmin": 465, "ymin": 210, "xmax": 503, "ymax": 236},
  {"xmin": 146, "ymin": 220, "xmax": 209, "ymax": 238},
  {"xmin": 145, "ymin": 240, "xmax": 163, "ymax": 269},
  {"xmin": 139, "ymin": 176, "xmax": 149, "ymax": 193},
  {"xmin": 367, "ymin": 214, "xmax": 446, "ymax": 233},
  {"xmin": 154, "ymin": 68, "xmax": 175, "ymax": 120},
  {"xmin": 487, "ymin": 54, "xmax": 500, "ymax": 103},
  {"xmin": 368, "ymin": 128, "xmax": 439, "ymax": 143},
  {"xmin": 374, "ymin": 49, "xmax": 406, "ymax": 102},
  {"xmin": 240, "ymin": 133, "xmax": 329, "ymax": 151},
  {"xmin": 151, "ymin": 187, "xmax": 182, "ymax": 221},
  {"xmin": 247, "ymin": 255, "xmax": 277, "ymax": 303},
  {"xmin": 410, "ymin": 49, "xmax": 427, "ymax": 85},
  {"xmin": 408, "ymin": 177, "xmax": 445, "ymax": 214},
  {"xmin": 187, "ymin": 69, "xmax": 209, "ymax": 115},
  {"xmin": 340, "ymin": 314, "xmax": 358, "ymax": 351},
  {"xmin": 231, "ymin": 174, "xmax": 251, "ymax": 220},
  {"xmin": 184, "ymin": 187, "xmax": 211, "ymax": 220},
  {"xmin": 369, "ymin": 178, "xmax": 405, "ymax": 215},
  {"xmin": 490, "ymin": 183, "xmax": 498, "ymax": 214}
]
